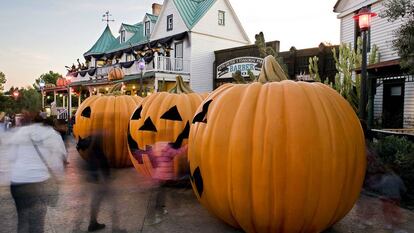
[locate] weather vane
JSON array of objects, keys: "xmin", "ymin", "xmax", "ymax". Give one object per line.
[{"xmin": 102, "ymin": 11, "xmax": 115, "ymax": 25}]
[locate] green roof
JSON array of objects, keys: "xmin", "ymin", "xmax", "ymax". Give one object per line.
[
  {"xmin": 107, "ymin": 36, "xmax": 121, "ymax": 52},
  {"xmin": 106, "ymin": 23, "xmax": 148, "ymax": 54},
  {"xmin": 173, "ymin": 0, "xmax": 216, "ymax": 29},
  {"xmin": 84, "ymin": 25, "xmax": 117, "ymax": 57},
  {"xmin": 146, "ymin": 13, "xmax": 159, "ymax": 23},
  {"xmin": 122, "ymin": 23, "xmax": 140, "ymax": 33}
]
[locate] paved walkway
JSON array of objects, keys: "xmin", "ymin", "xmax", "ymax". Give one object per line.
[{"xmin": 0, "ymin": 136, "xmax": 413, "ymax": 233}]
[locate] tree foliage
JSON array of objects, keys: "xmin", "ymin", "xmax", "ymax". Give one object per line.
[
  {"xmin": 381, "ymin": 0, "xmax": 414, "ymax": 73},
  {"xmin": 0, "ymin": 71, "xmax": 6, "ymax": 92},
  {"xmin": 33, "ymin": 70, "xmax": 61, "ymax": 88},
  {"xmin": 0, "ymin": 87, "xmax": 41, "ymax": 114}
]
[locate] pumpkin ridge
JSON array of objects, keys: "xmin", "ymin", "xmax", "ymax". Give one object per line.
[
  {"xmin": 247, "ymin": 83, "xmax": 266, "ymax": 232},
  {"xmin": 312, "ymin": 83, "xmax": 356, "ymax": 227},
  {"xmin": 324, "ymin": 87, "xmax": 353, "ymax": 226},
  {"xmin": 324, "ymin": 84, "xmax": 365, "ymax": 225},
  {"xmin": 296, "ymin": 82, "xmax": 326, "ymax": 230}
]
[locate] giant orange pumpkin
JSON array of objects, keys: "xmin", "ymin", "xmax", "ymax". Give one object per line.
[
  {"xmin": 73, "ymin": 91, "xmax": 141, "ymax": 168},
  {"xmin": 188, "ymin": 56, "xmax": 366, "ymax": 233},
  {"xmin": 56, "ymin": 77, "xmax": 69, "ymax": 87},
  {"xmin": 108, "ymin": 67, "xmax": 124, "ymax": 81},
  {"xmin": 128, "ymin": 76, "xmax": 207, "ymax": 181}
]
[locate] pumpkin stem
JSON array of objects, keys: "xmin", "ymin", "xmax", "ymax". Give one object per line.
[
  {"xmin": 104, "ymin": 83, "xmax": 124, "ymax": 96},
  {"xmin": 168, "ymin": 75, "xmax": 194, "ymax": 94},
  {"xmin": 257, "ymin": 55, "xmax": 289, "ymax": 83},
  {"xmin": 109, "ymin": 83, "xmax": 123, "ymax": 93}
]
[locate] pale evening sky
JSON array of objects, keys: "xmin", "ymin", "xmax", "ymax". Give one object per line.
[{"xmin": 0, "ymin": 0, "xmax": 340, "ymax": 90}]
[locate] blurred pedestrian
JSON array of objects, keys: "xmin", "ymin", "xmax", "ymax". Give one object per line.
[
  {"xmin": 69, "ymin": 110, "xmax": 76, "ymax": 135},
  {"xmin": 6, "ymin": 113, "xmax": 67, "ymax": 233},
  {"xmin": 371, "ymin": 166, "xmax": 407, "ymax": 231},
  {"xmin": 77, "ymin": 132, "xmax": 125, "ymax": 232},
  {"xmin": 0, "ymin": 112, "xmax": 6, "ymax": 133}
]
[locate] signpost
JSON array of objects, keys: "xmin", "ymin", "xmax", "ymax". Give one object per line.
[{"xmin": 216, "ymin": 57, "xmax": 263, "ymax": 79}]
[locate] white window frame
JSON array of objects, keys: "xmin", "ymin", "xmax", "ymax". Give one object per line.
[
  {"xmin": 175, "ymin": 41, "xmax": 184, "ymax": 71},
  {"xmin": 167, "ymin": 14, "xmax": 173, "ymax": 31},
  {"xmin": 145, "ymin": 21, "xmax": 151, "ymax": 36},
  {"xmin": 120, "ymin": 30, "xmax": 126, "ymax": 43},
  {"xmin": 218, "ymin": 10, "xmax": 225, "ymax": 26}
]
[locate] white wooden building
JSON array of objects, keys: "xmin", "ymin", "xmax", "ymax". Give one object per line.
[
  {"xmin": 334, "ymin": 0, "xmax": 414, "ymax": 129},
  {"xmin": 70, "ymin": 0, "xmax": 250, "ymax": 94}
]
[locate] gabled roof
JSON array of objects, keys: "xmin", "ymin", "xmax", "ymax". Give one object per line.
[
  {"xmin": 145, "ymin": 13, "xmax": 159, "ymax": 23},
  {"xmin": 121, "ymin": 23, "xmax": 140, "ymax": 33},
  {"xmin": 107, "ymin": 23, "xmax": 148, "ymax": 54},
  {"xmin": 333, "ymin": 0, "xmax": 341, "ymax": 12},
  {"xmin": 84, "ymin": 25, "xmax": 117, "ymax": 57},
  {"xmin": 173, "ymin": 0, "xmax": 216, "ymax": 29}
]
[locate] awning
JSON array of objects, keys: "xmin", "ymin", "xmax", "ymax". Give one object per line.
[{"xmin": 112, "ymin": 72, "xmax": 156, "ymax": 84}]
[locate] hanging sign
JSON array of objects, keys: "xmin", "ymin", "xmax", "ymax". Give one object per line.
[{"xmin": 216, "ymin": 57, "xmax": 263, "ymax": 79}]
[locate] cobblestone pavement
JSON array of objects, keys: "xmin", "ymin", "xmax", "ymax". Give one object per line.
[{"xmin": 1, "ymin": 136, "xmax": 413, "ymax": 233}]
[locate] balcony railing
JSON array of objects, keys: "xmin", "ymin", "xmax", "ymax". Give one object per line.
[
  {"xmin": 154, "ymin": 56, "xmax": 190, "ymax": 73},
  {"xmin": 71, "ymin": 56, "xmax": 190, "ymax": 84}
]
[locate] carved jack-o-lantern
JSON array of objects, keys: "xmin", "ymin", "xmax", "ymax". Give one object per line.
[
  {"xmin": 73, "ymin": 94, "xmax": 142, "ymax": 168},
  {"xmin": 128, "ymin": 76, "xmax": 207, "ymax": 181},
  {"xmin": 108, "ymin": 67, "xmax": 124, "ymax": 81},
  {"xmin": 188, "ymin": 56, "xmax": 366, "ymax": 233}
]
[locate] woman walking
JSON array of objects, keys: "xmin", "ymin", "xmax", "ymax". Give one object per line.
[{"xmin": 7, "ymin": 114, "xmax": 67, "ymax": 233}]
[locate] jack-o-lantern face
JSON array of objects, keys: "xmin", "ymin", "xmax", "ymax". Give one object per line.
[
  {"xmin": 128, "ymin": 92, "xmax": 207, "ymax": 181},
  {"xmin": 188, "ymin": 80, "xmax": 366, "ymax": 233},
  {"xmin": 73, "ymin": 95, "xmax": 142, "ymax": 168}
]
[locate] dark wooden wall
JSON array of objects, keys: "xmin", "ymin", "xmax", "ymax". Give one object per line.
[{"xmin": 279, "ymin": 43, "xmax": 339, "ymax": 83}]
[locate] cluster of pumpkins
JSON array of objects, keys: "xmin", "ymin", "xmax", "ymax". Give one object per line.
[{"xmin": 73, "ymin": 55, "xmax": 366, "ymax": 233}]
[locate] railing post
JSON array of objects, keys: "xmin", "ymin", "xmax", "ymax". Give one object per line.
[{"xmin": 154, "ymin": 55, "xmax": 158, "ymax": 71}]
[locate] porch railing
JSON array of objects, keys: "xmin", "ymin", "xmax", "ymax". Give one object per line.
[
  {"xmin": 70, "ymin": 56, "xmax": 190, "ymax": 84},
  {"xmin": 154, "ymin": 56, "xmax": 190, "ymax": 74},
  {"xmin": 56, "ymin": 108, "xmax": 68, "ymax": 120}
]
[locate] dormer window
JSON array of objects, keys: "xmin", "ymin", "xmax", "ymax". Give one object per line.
[
  {"xmin": 145, "ymin": 21, "xmax": 151, "ymax": 36},
  {"xmin": 218, "ymin": 10, "xmax": 225, "ymax": 26},
  {"xmin": 120, "ymin": 30, "xmax": 126, "ymax": 43},
  {"xmin": 167, "ymin": 14, "xmax": 173, "ymax": 31}
]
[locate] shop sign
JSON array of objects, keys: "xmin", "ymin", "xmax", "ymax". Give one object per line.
[{"xmin": 216, "ymin": 57, "xmax": 263, "ymax": 79}]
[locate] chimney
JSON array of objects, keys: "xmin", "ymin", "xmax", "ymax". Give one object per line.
[{"xmin": 152, "ymin": 3, "xmax": 162, "ymax": 16}]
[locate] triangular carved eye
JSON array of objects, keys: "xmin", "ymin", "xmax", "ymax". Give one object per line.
[
  {"xmin": 190, "ymin": 167, "xmax": 203, "ymax": 197},
  {"xmin": 192, "ymin": 100, "xmax": 212, "ymax": 124},
  {"xmin": 81, "ymin": 107, "xmax": 91, "ymax": 118},
  {"xmin": 139, "ymin": 117, "xmax": 157, "ymax": 132},
  {"xmin": 161, "ymin": 106, "xmax": 182, "ymax": 121},
  {"xmin": 131, "ymin": 106, "xmax": 142, "ymax": 120}
]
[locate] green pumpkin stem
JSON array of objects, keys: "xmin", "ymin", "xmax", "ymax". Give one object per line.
[
  {"xmin": 257, "ymin": 55, "xmax": 289, "ymax": 83},
  {"xmin": 168, "ymin": 75, "xmax": 194, "ymax": 94},
  {"xmin": 105, "ymin": 83, "xmax": 124, "ymax": 96}
]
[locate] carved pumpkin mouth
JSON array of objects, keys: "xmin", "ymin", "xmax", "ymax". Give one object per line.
[
  {"xmin": 127, "ymin": 121, "xmax": 190, "ymax": 167},
  {"xmin": 76, "ymin": 136, "xmax": 91, "ymax": 151}
]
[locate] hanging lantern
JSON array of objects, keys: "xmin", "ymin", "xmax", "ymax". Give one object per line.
[{"xmin": 353, "ymin": 7, "xmax": 377, "ymax": 31}]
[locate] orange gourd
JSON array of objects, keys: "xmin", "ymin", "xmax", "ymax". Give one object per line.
[
  {"xmin": 108, "ymin": 67, "xmax": 124, "ymax": 81},
  {"xmin": 188, "ymin": 56, "xmax": 366, "ymax": 233},
  {"xmin": 128, "ymin": 76, "xmax": 207, "ymax": 181},
  {"xmin": 73, "ymin": 91, "xmax": 141, "ymax": 168}
]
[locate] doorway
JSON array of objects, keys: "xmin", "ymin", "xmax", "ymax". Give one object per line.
[{"xmin": 382, "ymin": 79, "xmax": 405, "ymax": 128}]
